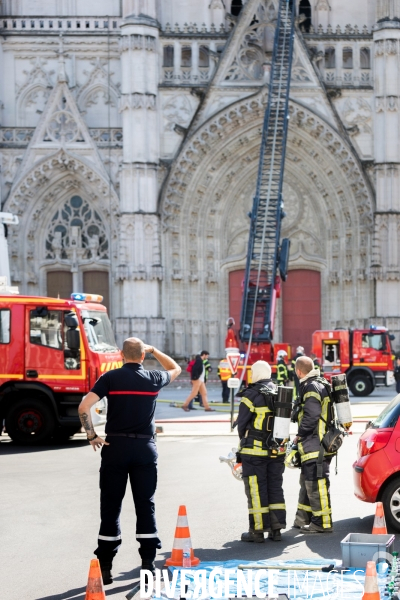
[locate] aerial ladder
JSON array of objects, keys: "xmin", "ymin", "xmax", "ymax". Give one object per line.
[{"xmin": 225, "ymin": 0, "xmax": 295, "ymax": 379}]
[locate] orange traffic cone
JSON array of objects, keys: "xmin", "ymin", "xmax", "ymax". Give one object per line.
[
  {"xmin": 85, "ymin": 559, "xmax": 106, "ymax": 600},
  {"xmin": 372, "ymin": 502, "xmax": 387, "ymax": 535},
  {"xmin": 165, "ymin": 505, "xmax": 200, "ymax": 567},
  {"xmin": 362, "ymin": 561, "xmax": 380, "ymax": 600}
]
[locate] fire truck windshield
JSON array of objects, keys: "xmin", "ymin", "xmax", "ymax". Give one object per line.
[{"xmin": 81, "ymin": 310, "xmax": 119, "ymax": 353}]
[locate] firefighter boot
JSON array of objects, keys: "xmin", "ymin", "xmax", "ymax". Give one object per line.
[
  {"xmin": 99, "ymin": 559, "xmax": 113, "ymax": 585},
  {"xmin": 241, "ymin": 531, "xmax": 265, "ymax": 543},
  {"xmin": 268, "ymin": 529, "xmax": 282, "ymax": 541}
]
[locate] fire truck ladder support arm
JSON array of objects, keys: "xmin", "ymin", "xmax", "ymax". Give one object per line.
[{"xmin": 240, "ymin": 0, "xmax": 295, "ymax": 346}]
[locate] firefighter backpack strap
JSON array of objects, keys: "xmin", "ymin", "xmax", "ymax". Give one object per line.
[{"xmin": 316, "ymin": 445, "xmax": 325, "ymax": 479}]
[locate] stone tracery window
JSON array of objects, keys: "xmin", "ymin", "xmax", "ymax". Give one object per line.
[
  {"xmin": 231, "ymin": 0, "xmax": 243, "ymax": 17},
  {"xmin": 299, "ymin": 0, "xmax": 312, "ymax": 32},
  {"xmin": 343, "ymin": 47, "xmax": 353, "ymax": 69},
  {"xmin": 45, "ymin": 195, "xmax": 109, "ymax": 261},
  {"xmin": 360, "ymin": 47, "xmax": 371, "ymax": 69},
  {"xmin": 324, "ymin": 47, "xmax": 336, "ymax": 68}
]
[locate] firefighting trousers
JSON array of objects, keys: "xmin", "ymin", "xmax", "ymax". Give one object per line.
[
  {"xmin": 294, "ymin": 459, "xmax": 332, "ymax": 530},
  {"xmin": 94, "ymin": 437, "xmax": 161, "ymax": 562},
  {"xmin": 241, "ymin": 454, "xmax": 286, "ymax": 532}
]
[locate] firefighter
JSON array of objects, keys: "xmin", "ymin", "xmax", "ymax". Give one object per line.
[
  {"xmin": 310, "ymin": 352, "xmax": 323, "ymax": 375},
  {"xmin": 194, "ymin": 350, "xmax": 212, "ymax": 407},
  {"xmin": 218, "ymin": 359, "xmax": 230, "ymax": 403},
  {"xmin": 276, "ymin": 350, "xmax": 289, "ymax": 385},
  {"xmin": 291, "ymin": 346, "xmax": 305, "ymax": 399},
  {"xmin": 292, "ymin": 356, "xmax": 334, "ymax": 533},
  {"xmin": 237, "ymin": 361, "xmax": 287, "ymax": 543},
  {"xmin": 78, "ymin": 338, "xmax": 181, "ymax": 584}
]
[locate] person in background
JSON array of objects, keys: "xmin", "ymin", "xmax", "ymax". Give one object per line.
[
  {"xmin": 291, "ymin": 346, "xmax": 305, "ymax": 399},
  {"xmin": 218, "ymin": 358, "xmax": 230, "ymax": 403},
  {"xmin": 310, "ymin": 352, "xmax": 323, "ymax": 375},
  {"xmin": 182, "ymin": 354, "xmax": 215, "ymax": 412},
  {"xmin": 395, "ymin": 357, "xmax": 400, "ymax": 394},
  {"xmin": 276, "ymin": 350, "xmax": 290, "ymax": 386},
  {"xmin": 194, "ymin": 350, "xmax": 212, "ymax": 408}
]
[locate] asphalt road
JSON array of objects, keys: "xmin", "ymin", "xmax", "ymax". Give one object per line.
[
  {"xmin": 1, "ymin": 414, "xmax": 398, "ymax": 600},
  {"xmin": 1, "ymin": 385, "xmax": 398, "ymax": 600}
]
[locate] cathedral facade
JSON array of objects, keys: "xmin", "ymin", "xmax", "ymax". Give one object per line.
[{"xmin": 0, "ymin": 0, "xmax": 398, "ymax": 356}]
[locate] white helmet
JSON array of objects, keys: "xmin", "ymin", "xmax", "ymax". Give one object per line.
[
  {"xmin": 277, "ymin": 350, "xmax": 287, "ymax": 359},
  {"xmin": 296, "ymin": 346, "xmax": 305, "ymax": 355}
]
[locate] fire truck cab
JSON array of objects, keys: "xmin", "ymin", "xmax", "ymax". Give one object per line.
[
  {"xmin": 312, "ymin": 327, "xmax": 395, "ymax": 397},
  {"xmin": 0, "ymin": 293, "xmax": 122, "ymax": 444}
]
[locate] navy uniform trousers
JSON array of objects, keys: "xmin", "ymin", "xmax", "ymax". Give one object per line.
[{"xmin": 94, "ymin": 436, "xmax": 161, "ymax": 562}]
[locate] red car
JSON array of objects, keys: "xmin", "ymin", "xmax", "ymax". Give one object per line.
[{"xmin": 353, "ymin": 393, "xmax": 400, "ymax": 531}]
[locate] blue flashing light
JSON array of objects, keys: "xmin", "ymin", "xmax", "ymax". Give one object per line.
[{"xmin": 71, "ymin": 293, "xmax": 86, "ymax": 301}]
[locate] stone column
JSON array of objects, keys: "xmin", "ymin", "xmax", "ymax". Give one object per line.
[
  {"xmin": 118, "ymin": 1, "xmax": 165, "ymax": 347},
  {"xmin": 373, "ymin": 11, "xmax": 400, "ymax": 345}
]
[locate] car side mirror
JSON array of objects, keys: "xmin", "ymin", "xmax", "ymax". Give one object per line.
[{"xmin": 66, "ymin": 329, "xmax": 80, "ymax": 351}]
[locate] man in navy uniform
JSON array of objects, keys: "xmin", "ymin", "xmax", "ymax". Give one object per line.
[{"xmin": 78, "ymin": 337, "xmax": 181, "ymax": 584}]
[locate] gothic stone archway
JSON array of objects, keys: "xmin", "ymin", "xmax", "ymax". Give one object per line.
[{"xmin": 161, "ymin": 93, "xmax": 374, "ymax": 357}]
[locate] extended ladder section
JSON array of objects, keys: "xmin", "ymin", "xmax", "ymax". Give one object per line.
[{"xmin": 240, "ymin": 0, "xmax": 295, "ymax": 343}]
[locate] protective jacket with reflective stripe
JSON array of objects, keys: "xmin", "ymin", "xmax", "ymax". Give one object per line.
[
  {"xmin": 296, "ymin": 376, "xmax": 334, "ymax": 463},
  {"xmin": 276, "ymin": 360, "xmax": 289, "ymax": 385},
  {"xmin": 237, "ymin": 380, "xmax": 285, "ymax": 457}
]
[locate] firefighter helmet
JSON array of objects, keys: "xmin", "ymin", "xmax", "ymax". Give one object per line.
[
  {"xmin": 277, "ymin": 350, "xmax": 287, "ymax": 359},
  {"xmin": 296, "ymin": 346, "xmax": 305, "ymax": 355}
]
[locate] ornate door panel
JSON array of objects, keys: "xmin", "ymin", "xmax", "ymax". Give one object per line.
[{"xmin": 282, "ymin": 269, "xmax": 321, "ymax": 354}]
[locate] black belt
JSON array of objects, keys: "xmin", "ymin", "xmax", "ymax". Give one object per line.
[{"xmin": 106, "ymin": 432, "xmax": 154, "ymax": 439}]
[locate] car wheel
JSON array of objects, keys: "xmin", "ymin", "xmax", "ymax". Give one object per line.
[
  {"xmin": 381, "ymin": 478, "xmax": 400, "ymax": 532},
  {"xmin": 349, "ymin": 376, "xmax": 373, "ymax": 397},
  {"xmin": 5, "ymin": 398, "xmax": 56, "ymax": 445}
]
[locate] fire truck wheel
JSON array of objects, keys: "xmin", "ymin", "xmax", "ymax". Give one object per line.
[
  {"xmin": 349, "ymin": 376, "xmax": 373, "ymax": 397},
  {"xmin": 5, "ymin": 398, "xmax": 56, "ymax": 445}
]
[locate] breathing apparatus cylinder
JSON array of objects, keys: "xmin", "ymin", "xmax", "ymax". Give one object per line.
[
  {"xmin": 272, "ymin": 386, "xmax": 293, "ymax": 442},
  {"xmin": 331, "ymin": 374, "xmax": 353, "ymax": 427}
]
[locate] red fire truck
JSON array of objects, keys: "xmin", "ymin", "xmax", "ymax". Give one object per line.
[
  {"xmin": 0, "ymin": 293, "xmax": 122, "ymax": 444},
  {"xmin": 312, "ymin": 327, "xmax": 395, "ymax": 396}
]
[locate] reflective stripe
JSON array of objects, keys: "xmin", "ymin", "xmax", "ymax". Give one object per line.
[
  {"xmin": 254, "ymin": 411, "xmax": 264, "ymax": 431},
  {"xmin": 136, "ymin": 533, "xmax": 159, "ymax": 538},
  {"xmin": 172, "ymin": 537, "xmax": 192, "ymax": 549},
  {"xmin": 241, "ymin": 397, "xmax": 254, "ymax": 412},
  {"xmin": 249, "ymin": 476, "xmax": 263, "ymax": 530},
  {"xmin": 301, "ymin": 451, "xmax": 320, "ymax": 463},
  {"xmin": 318, "ymin": 478, "xmax": 331, "ymax": 528},
  {"xmin": 297, "ymin": 503, "xmax": 312, "ymax": 512},
  {"xmin": 313, "ymin": 508, "xmax": 332, "ymax": 517},
  {"xmin": 303, "ymin": 392, "xmax": 322, "ymax": 401},
  {"xmin": 240, "ymin": 447, "xmax": 269, "ymax": 456},
  {"xmin": 253, "ymin": 406, "xmax": 272, "ymax": 414},
  {"xmin": 249, "ymin": 507, "xmax": 270, "ymax": 515},
  {"xmin": 254, "ymin": 440, "xmax": 263, "ymax": 448},
  {"xmin": 98, "ymin": 534, "xmax": 122, "ymax": 541},
  {"xmin": 269, "ymin": 503, "xmax": 286, "ymax": 510},
  {"xmin": 176, "ymin": 516, "xmax": 189, "ymax": 527}
]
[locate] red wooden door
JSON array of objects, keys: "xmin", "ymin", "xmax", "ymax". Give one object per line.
[{"xmin": 282, "ymin": 269, "xmax": 321, "ymax": 354}]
